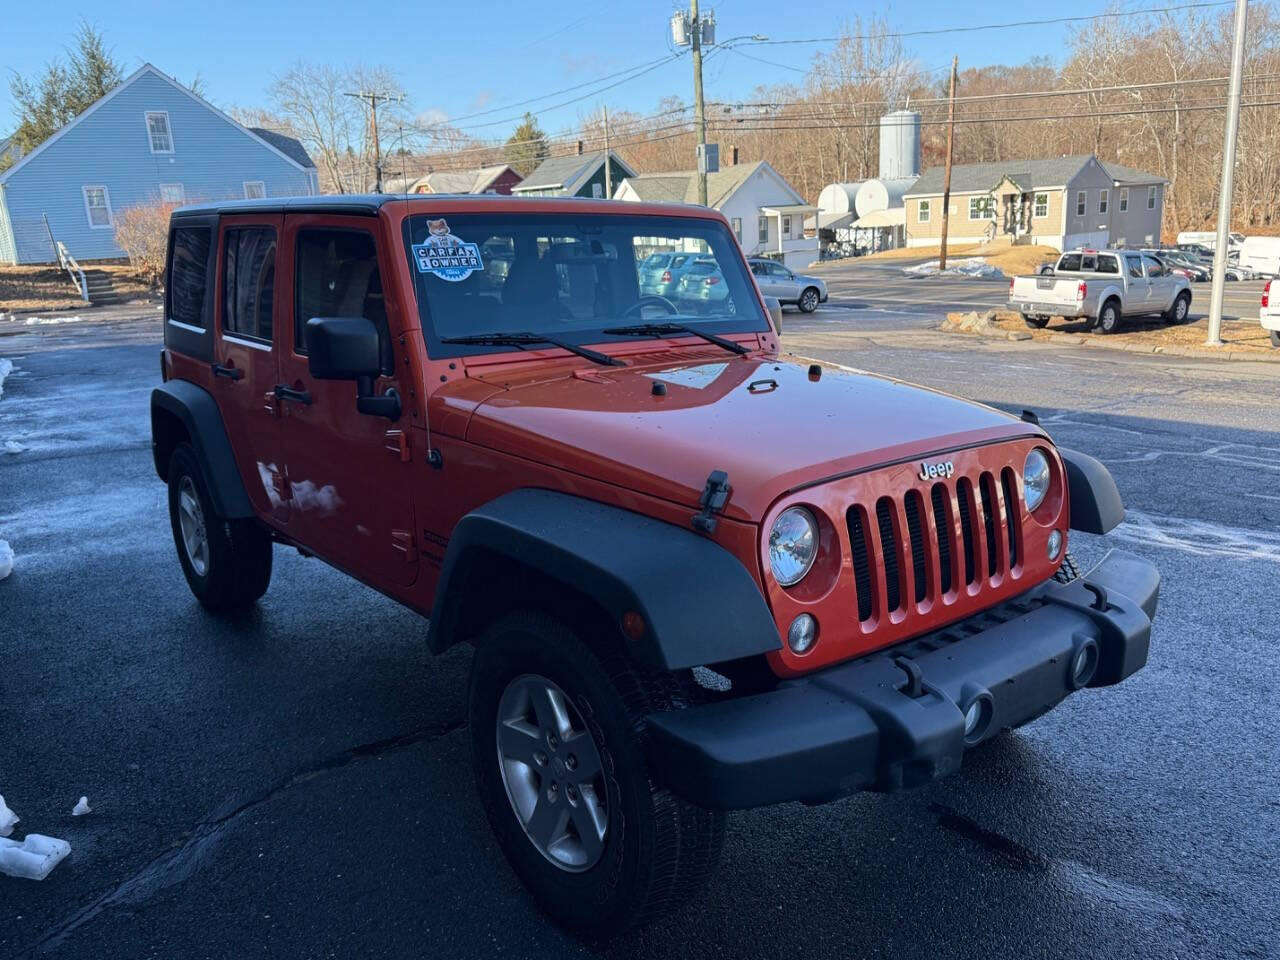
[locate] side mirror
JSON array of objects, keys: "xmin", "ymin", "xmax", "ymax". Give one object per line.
[
  {"xmin": 305, "ymin": 316, "xmax": 400, "ymax": 420},
  {"xmin": 764, "ymin": 296, "xmax": 783, "ymax": 334}
]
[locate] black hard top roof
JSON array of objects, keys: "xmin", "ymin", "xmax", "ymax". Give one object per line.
[{"xmin": 169, "ymin": 193, "xmax": 700, "ymax": 218}]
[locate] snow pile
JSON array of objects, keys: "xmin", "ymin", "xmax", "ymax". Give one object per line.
[
  {"xmin": 902, "ymin": 257, "xmax": 1005, "ymax": 279},
  {"xmin": 0, "ymin": 541, "xmax": 12, "ymax": 581},
  {"xmin": 3, "ymin": 441, "xmax": 23, "ymax": 454},
  {"xmin": 72, "ymin": 797, "xmax": 91, "ymax": 817},
  {"xmin": 0, "ymin": 358, "xmax": 12, "ymax": 398},
  {"xmin": 22, "ymin": 315, "xmax": 87, "ymax": 326},
  {"xmin": 0, "ymin": 795, "xmax": 17, "ymax": 837},
  {"xmin": 0, "ymin": 834, "xmax": 71, "ymax": 880}
]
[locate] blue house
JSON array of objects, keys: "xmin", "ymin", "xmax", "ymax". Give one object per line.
[{"xmin": 0, "ymin": 63, "xmax": 317, "ymax": 264}]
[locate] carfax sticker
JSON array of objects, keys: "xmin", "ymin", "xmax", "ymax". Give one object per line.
[{"xmin": 412, "ymin": 218, "xmax": 483, "ymax": 282}]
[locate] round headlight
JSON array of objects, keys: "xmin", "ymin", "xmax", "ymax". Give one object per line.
[
  {"xmin": 1023, "ymin": 448, "xmax": 1051, "ymax": 512},
  {"xmin": 769, "ymin": 506, "xmax": 818, "ymax": 586}
]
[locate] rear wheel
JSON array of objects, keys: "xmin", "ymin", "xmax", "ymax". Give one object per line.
[
  {"xmin": 469, "ymin": 611, "xmax": 724, "ymax": 934},
  {"xmin": 1023, "ymin": 314, "xmax": 1050, "ymax": 329},
  {"xmin": 1270, "ymin": 330, "xmax": 1280, "ymax": 348},
  {"xmin": 167, "ymin": 442, "xmax": 272, "ymax": 613},
  {"xmin": 1095, "ymin": 299, "xmax": 1121, "ymax": 334},
  {"xmin": 798, "ymin": 287, "xmax": 820, "ymax": 313},
  {"xmin": 1164, "ymin": 291, "xmax": 1191, "ymax": 324}
]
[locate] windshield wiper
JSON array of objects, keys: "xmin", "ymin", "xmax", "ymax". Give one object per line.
[
  {"xmin": 441, "ymin": 331, "xmax": 625, "ymax": 367},
  {"xmin": 602, "ymin": 322, "xmax": 750, "ymax": 356}
]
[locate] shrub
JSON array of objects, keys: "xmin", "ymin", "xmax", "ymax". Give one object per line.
[{"xmin": 114, "ymin": 201, "xmax": 175, "ymax": 287}]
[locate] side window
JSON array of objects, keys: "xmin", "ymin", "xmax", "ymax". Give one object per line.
[
  {"xmin": 295, "ymin": 229, "xmax": 391, "ymax": 374},
  {"xmin": 1096, "ymin": 255, "xmax": 1118, "ymax": 274},
  {"xmin": 1125, "ymin": 255, "xmax": 1143, "ymax": 279},
  {"xmin": 168, "ymin": 226, "xmax": 211, "ymax": 328},
  {"xmin": 1058, "ymin": 253, "xmax": 1082, "ymax": 271},
  {"xmin": 1143, "ymin": 255, "xmax": 1164, "ymax": 277},
  {"xmin": 222, "ymin": 227, "xmax": 276, "ymax": 342}
]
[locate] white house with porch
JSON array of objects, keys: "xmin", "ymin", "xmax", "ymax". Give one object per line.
[{"xmin": 614, "ymin": 160, "xmax": 817, "ymax": 270}]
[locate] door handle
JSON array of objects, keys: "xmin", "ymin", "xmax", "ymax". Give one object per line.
[
  {"xmin": 211, "ymin": 362, "xmax": 242, "ymax": 381},
  {"xmin": 273, "ymin": 384, "xmax": 312, "ymax": 405}
]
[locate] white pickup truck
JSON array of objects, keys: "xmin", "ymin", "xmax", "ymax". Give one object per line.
[
  {"xmin": 1009, "ymin": 248, "xmax": 1193, "ymax": 334},
  {"xmin": 1261, "ymin": 280, "xmax": 1279, "ymax": 347}
]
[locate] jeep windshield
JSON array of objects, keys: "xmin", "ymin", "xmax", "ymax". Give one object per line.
[{"xmin": 401, "ymin": 212, "xmax": 768, "ymax": 359}]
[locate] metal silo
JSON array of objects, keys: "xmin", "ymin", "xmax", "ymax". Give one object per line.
[{"xmin": 879, "ymin": 111, "xmax": 921, "ymax": 180}]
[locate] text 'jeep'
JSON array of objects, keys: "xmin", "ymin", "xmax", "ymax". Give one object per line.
[{"xmin": 151, "ymin": 195, "xmax": 1159, "ymax": 933}]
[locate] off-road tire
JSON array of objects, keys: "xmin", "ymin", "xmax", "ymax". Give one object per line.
[
  {"xmin": 166, "ymin": 442, "xmax": 272, "ymax": 613},
  {"xmin": 798, "ymin": 287, "xmax": 820, "ymax": 313},
  {"xmin": 1164, "ymin": 291, "xmax": 1191, "ymax": 325},
  {"xmin": 1052, "ymin": 551, "xmax": 1082, "ymax": 584},
  {"xmin": 1095, "ymin": 299, "xmax": 1121, "ymax": 334},
  {"xmin": 468, "ymin": 610, "xmax": 725, "ymax": 934},
  {"xmin": 1023, "ymin": 314, "xmax": 1050, "ymax": 329}
]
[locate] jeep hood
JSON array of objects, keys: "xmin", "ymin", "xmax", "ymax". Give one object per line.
[{"xmin": 457, "ymin": 354, "xmax": 1040, "ymax": 522}]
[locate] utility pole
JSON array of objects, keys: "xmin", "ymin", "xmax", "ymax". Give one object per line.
[
  {"xmin": 1205, "ymin": 0, "xmax": 1248, "ymax": 346},
  {"xmin": 939, "ymin": 56, "xmax": 958, "ymax": 272},
  {"xmin": 603, "ymin": 105, "xmax": 613, "ymax": 199},
  {"xmin": 691, "ymin": 0, "xmax": 708, "ymax": 206},
  {"xmin": 345, "ymin": 89, "xmax": 401, "ymax": 194}
]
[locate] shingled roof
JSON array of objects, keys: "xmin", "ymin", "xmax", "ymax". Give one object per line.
[
  {"xmin": 248, "ymin": 128, "xmax": 315, "ymax": 169},
  {"xmin": 618, "ymin": 161, "xmax": 793, "ymax": 209},
  {"xmin": 905, "ymin": 155, "xmax": 1166, "ymax": 197}
]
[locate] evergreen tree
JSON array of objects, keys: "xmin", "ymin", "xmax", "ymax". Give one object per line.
[
  {"xmin": 504, "ymin": 112, "xmax": 548, "ymax": 177},
  {"xmin": 8, "ymin": 24, "xmax": 124, "ymax": 159}
]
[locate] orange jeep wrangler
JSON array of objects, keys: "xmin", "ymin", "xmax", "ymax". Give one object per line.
[{"xmin": 151, "ymin": 195, "xmax": 1158, "ymax": 933}]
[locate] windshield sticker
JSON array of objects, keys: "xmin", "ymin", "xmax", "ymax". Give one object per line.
[
  {"xmin": 412, "ymin": 218, "xmax": 483, "ymax": 282},
  {"xmin": 644, "ymin": 363, "xmax": 729, "ymax": 390}
]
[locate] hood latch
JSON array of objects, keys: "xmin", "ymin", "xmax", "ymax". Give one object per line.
[{"xmin": 691, "ymin": 470, "xmax": 731, "ymax": 535}]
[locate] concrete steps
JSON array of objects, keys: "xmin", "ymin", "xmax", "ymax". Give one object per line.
[{"xmin": 82, "ymin": 269, "xmax": 124, "ymax": 305}]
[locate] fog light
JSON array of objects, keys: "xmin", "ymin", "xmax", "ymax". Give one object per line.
[
  {"xmin": 1047, "ymin": 529, "xmax": 1063, "ymax": 561},
  {"xmin": 787, "ymin": 614, "xmax": 817, "ymax": 654},
  {"xmin": 963, "ymin": 700, "xmax": 983, "ymax": 736},
  {"xmin": 1070, "ymin": 641, "xmax": 1099, "ymax": 689}
]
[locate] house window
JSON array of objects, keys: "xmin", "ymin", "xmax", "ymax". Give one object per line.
[
  {"xmin": 1119, "ymin": 188, "xmax": 1129, "ymax": 212},
  {"xmin": 731, "ymin": 217, "xmax": 742, "ymax": 242},
  {"xmin": 1147, "ymin": 186, "xmax": 1157, "ymax": 209},
  {"xmin": 243, "ymin": 181, "xmax": 266, "ymax": 200},
  {"xmin": 1099, "ymin": 189, "xmax": 1109, "ymax": 214},
  {"xmin": 968, "ymin": 196, "xmax": 993, "ymax": 220},
  {"xmin": 782, "ymin": 215, "xmax": 792, "ymax": 238},
  {"xmin": 145, "ymin": 111, "xmax": 173, "ymax": 154},
  {"xmin": 1033, "ymin": 193, "xmax": 1048, "ymax": 218},
  {"xmin": 758, "ymin": 216, "xmax": 768, "ymax": 243},
  {"xmin": 222, "ymin": 227, "xmax": 277, "ymax": 342},
  {"xmin": 1076, "ymin": 191, "xmax": 1087, "ymax": 216},
  {"xmin": 82, "ymin": 185, "xmax": 113, "ymax": 229},
  {"xmin": 159, "ymin": 183, "xmax": 185, "ymax": 204},
  {"xmin": 918, "ymin": 199, "xmax": 931, "ymax": 223}
]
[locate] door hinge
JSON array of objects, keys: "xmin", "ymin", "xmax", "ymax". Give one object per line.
[
  {"xmin": 391, "ymin": 530, "xmax": 418, "ymax": 562},
  {"xmin": 385, "ymin": 429, "xmax": 411, "ymax": 462}
]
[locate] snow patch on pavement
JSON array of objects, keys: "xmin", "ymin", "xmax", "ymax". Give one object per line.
[
  {"xmin": 1110, "ymin": 510, "xmax": 1280, "ymax": 565},
  {"xmin": 3, "ymin": 441, "xmax": 25, "ymax": 454},
  {"xmin": 0, "ymin": 358, "xmax": 13, "ymax": 398},
  {"xmin": 0, "ymin": 795, "xmax": 17, "ymax": 836},
  {"xmin": 72, "ymin": 796, "xmax": 92, "ymax": 817},
  {"xmin": 902, "ymin": 257, "xmax": 1005, "ymax": 279},
  {"xmin": 22, "ymin": 315, "xmax": 88, "ymax": 326},
  {"xmin": 0, "ymin": 540, "xmax": 12, "ymax": 580}
]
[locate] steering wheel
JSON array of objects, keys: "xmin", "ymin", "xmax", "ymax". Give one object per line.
[{"xmin": 622, "ymin": 295, "xmax": 679, "ymax": 318}]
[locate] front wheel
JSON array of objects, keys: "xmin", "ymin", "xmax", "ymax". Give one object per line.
[
  {"xmin": 1164, "ymin": 292, "xmax": 1191, "ymax": 324},
  {"xmin": 468, "ymin": 611, "xmax": 724, "ymax": 934},
  {"xmin": 167, "ymin": 442, "xmax": 272, "ymax": 613},
  {"xmin": 798, "ymin": 287, "xmax": 820, "ymax": 313}
]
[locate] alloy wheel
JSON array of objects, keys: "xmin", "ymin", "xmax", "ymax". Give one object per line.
[
  {"xmin": 176, "ymin": 475, "xmax": 210, "ymax": 576},
  {"xmin": 496, "ymin": 673, "xmax": 608, "ymax": 872}
]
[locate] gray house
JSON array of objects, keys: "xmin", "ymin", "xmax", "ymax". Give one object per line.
[
  {"xmin": 903, "ymin": 154, "xmax": 1167, "ymax": 251},
  {"xmin": 0, "ymin": 63, "xmax": 317, "ymax": 264},
  {"xmin": 512, "ymin": 151, "xmax": 636, "ymax": 199}
]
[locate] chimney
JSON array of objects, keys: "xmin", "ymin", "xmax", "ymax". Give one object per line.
[
  {"xmin": 576, "ymin": 140, "xmax": 584, "ymax": 156},
  {"xmin": 729, "ymin": 145, "xmax": 739, "ymax": 166}
]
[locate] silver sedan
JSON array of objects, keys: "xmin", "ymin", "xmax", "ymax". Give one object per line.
[{"xmin": 747, "ymin": 258, "xmax": 828, "ymax": 312}]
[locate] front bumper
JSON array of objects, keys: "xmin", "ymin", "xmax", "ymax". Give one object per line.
[
  {"xmin": 1014, "ymin": 300, "xmax": 1087, "ymax": 317},
  {"xmin": 647, "ymin": 549, "xmax": 1158, "ymax": 810}
]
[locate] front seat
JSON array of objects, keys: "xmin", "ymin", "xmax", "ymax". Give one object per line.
[{"xmin": 501, "ymin": 255, "xmax": 568, "ymax": 326}]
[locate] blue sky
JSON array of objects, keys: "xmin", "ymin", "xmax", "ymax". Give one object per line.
[{"xmin": 0, "ymin": 0, "xmax": 1107, "ymax": 140}]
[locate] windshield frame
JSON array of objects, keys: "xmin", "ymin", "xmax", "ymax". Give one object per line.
[{"xmin": 398, "ymin": 210, "xmax": 769, "ymax": 361}]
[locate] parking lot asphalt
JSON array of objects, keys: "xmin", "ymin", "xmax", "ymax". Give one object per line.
[{"xmin": 1, "ymin": 307, "xmax": 1277, "ymax": 959}]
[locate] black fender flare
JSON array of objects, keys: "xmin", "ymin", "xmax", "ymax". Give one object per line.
[
  {"xmin": 1059, "ymin": 448, "xmax": 1124, "ymax": 535},
  {"xmin": 150, "ymin": 380, "xmax": 254, "ymax": 519},
  {"xmin": 427, "ymin": 489, "xmax": 782, "ymax": 671}
]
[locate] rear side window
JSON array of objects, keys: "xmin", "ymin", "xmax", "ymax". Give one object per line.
[
  {"xmin": 222, "ymin": 227, "xmax": 277, "ymax": 342},
  {"xmin": 1096, "ymin": 255, "xmax": 1119, "ymax": 274},
  {"xmin": 1058, "ymin": 253, "xmax": 1082, "ymax": 271},
  {"xmin": 295, "ymin": 228, "xmax": 391, "ymax": 374},
  {"xmin": 168, "ymin": 226, "xmax": 211, "ymax": 328}
]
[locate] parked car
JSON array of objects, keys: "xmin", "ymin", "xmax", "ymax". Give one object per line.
[
  {"xmin": 1238, "ymin": 236, "xmax": 1280, "ymax": 279},
  {"xmin": 1261, "ymin": 279, "xmax": 1280, "ymax": 347},
  {"xmin": 1176, "ymin": 230, "xmax": 1245, "ymax": 252},
  {"xmin": 747, "ymin": 258, "xmax": 828, "ymax": 313},
  {"xmin": 638, "ymin": 251, "xmax": 697, "ymax": 298},
  {"xmin": 1009, "ymin": 248, "xmax": 1192, "ymax": 333},
  {"xmin": 674, "ymin": 257, "xmax": 733, "ymax": 312},
  {"xmin": 152, "ymin": 196, "xmax": 1157, "ymax": 934},
  {"xmin": 1144, "ymin": 249, "xmax": 1209, "ymax": 282}
]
